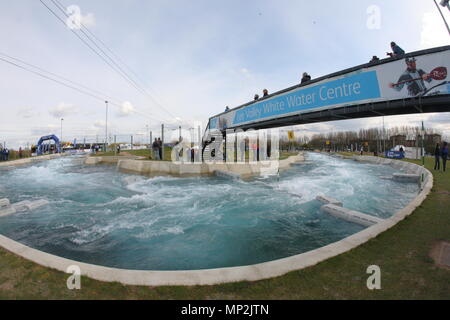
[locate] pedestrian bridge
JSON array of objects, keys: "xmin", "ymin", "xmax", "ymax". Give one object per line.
[{"xmin": 206, "ymin": 45, "xmax": 450, "ymax": 134}]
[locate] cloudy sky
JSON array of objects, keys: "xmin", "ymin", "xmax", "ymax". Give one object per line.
[{"xmin": 0, "ymin": 0, "xmax": 449, "ymax": 148}]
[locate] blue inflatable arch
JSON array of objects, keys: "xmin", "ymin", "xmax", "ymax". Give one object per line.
[{"xmin": 37, "ymin": 135, "xmax": 61, "ymax": 155}]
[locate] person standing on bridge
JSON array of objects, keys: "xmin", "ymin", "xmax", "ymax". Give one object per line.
[
  {"xmin": 263, "ymin": 89, "xmax": 269, "ymax": 97},
  {"xmin": 388, "ymin": 57, "xmax": 432, "ymax": 96},
  {"xmin": 254, "ymin": 94, "xmax": 259, "ymax": 100},
  {"xmin": 301, "ymin": 72, "xmax": 311, "ymax": 84},
  {"xmin": 387, "ymin": 41, "xmax": 405, "ymax": 58}
]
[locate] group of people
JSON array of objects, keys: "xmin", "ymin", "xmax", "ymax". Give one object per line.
[
  {"xmin": 222, "ymin": 73, "xmax": 313, "ymax": 112},
  {"xmin": 223, "ymin": 41, "xmax": 410, "ymax": 114},
  {"xmin": 0, "ymin": 147, "xmax": 10, "ymax": 161},
  {"xmin": 151, "ymin": 138, "xmax": 163, "ymax": 160},
  {"xmin": 251, "ymin": 74, "xmax": 312, "ymax": 102},
  {"xmin": 253, "ymin": 88, "xmax": 270, "ymax": 101},
  {"xmin": 91, "ymin": 144, "xmax": 101, "ymax": 154},
  {"xmin": 370, "ymin": 41, "xmax": 406, "ymax": 64},
  {"xmin": 434, "ymin": 142, "xmax": 449, "ymax": 172}
]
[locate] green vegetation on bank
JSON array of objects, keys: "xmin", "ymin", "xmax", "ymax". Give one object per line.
[{"xmin": 0, "ymin": 156, "xmax": 449, "ymax": 299}]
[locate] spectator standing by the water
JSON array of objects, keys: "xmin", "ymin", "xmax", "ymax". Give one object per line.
[
  {"xmin": 157, "ymin": 138, "xmax": 163, "ymax": 160},
  {"xmin": 4, "ymin": 148, "xmax": 9, "ymax": 161},
  {"xmin": 442, "ymin": 142, "xmax": 448, "ymax": 172},
  {"xmin": 152, "ymin": 138, "xmax": 160, "ymax": 160},
  {"xmin": 434, "ymin": 143, "xmax": 441, "ymax": 170},
  {"xmin": 19, "ymin": 147, "xmax": 23, "ymax": 158}
]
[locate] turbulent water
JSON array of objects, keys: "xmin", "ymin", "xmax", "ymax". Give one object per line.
[{"xmin": 0, "ymin": 153, "xmax": 419, "ymax": 270}]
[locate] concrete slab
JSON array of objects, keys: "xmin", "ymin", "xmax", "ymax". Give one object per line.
[
  {"xmin": 25, "ymin": 199, "xmax": 49, "ymax": 211},
  {"xmin": 316, "ymin": 195, "xmax": 343, "ymax": 207},
  {"xmin": 11, "ymin": 200, "xmax": 32, "ymax": 212},
  {"xmin": 0, "ymin": 198, "xmax": 10, "ymax": 209},
  {"xmin": 0, "ymin": 206, "xmax": 16, "ymax": 217},
  {"xmin": 393, "ymin": 173, "xmax": 421, "ymax": 183},
  {"xmin": 320, "ymin": 204, "xmax": 385, "ymax": 227}
]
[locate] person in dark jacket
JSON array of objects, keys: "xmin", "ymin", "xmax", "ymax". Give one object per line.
[
  {"xmin": 442, "ymin": 141, "xmax": 448, "ymax": 172},
  {"xmin": 369, "ymin": 56, "xmax": 380, "ymax": 63},
  {"xmin": 262, "ymin": 89, "xmax": 269, "ymax": 97},
  {"xmin": 387, "ymin": 42, "xmax": 405, "ymax": 58},
  {"xmin": 152, "ymin": 138, "xmax": 160, "ymax": 160},
  {"xmin": 301, "ymin": 72, "xmax": 311, "ymax": 84},
  {"xmin": 254, "ymin": 94, "xmax": 259, "ymax": 100},
  {"xmin": 434, "ymin": 143, "xmax": 441, "ymax": 170},
  {"xmin": 157, "ymin": 138, "xmax": 163, "ymax": 160}
]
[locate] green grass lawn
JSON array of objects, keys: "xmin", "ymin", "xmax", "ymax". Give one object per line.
[{"xmin": 0, "ymin": 157, "xmax": 449, "ymax": 299}]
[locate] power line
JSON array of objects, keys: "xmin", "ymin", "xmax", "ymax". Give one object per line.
[
  {"xmin": 0, "ymin": 51, "xmax": 169, "ymax": 123},
  {"xmin": 0, "ymin": 55, "xmax": 166, "ymax": 123},
  {"xmin": 44, "ymin": 0, "xmax": 178, "ymax": 121},
  {"xmin": 38, "ymin": 0, "xmax": 171, "ymax": 123},
  {"xmin": 0, "ymin": 52, "xmax": 121, "ymax": 105}
]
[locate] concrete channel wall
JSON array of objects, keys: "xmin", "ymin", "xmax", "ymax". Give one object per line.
[
  {"xmin": 0, "ymin": 153, "xmax": 68, "ymax": 168},
  {"xmin": 0, "ymin": 153, "xmax": 433, "ymax": 286},
  {"xmin": 85, "ymin": 153, "xmax": 305, "ymax": 178}
]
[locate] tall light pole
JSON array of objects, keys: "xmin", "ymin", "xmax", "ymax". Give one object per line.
[
  {"xmin": 382, "ymin": 116, "xmax": 386, "ymax": 154},
  {"xmin": 434, "ymin": 0, "xmax": 450, "ymax": 35},
  {"xmin": 105, "ymin": 101, "xmax": 108, "ymax": 150},
  {"xmin": 60, "ymin": 118, "xmax": 64, "ymax": 142}
]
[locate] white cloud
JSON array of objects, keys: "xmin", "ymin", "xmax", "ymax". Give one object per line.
[
  {"xmin": 17, "ymin": 106, "xmax": 39, "ymax": 119},
  {"xmin": 420, "ymin": 12, "xmax": 450, "ymax": 49},
  {"xmin": 49, "ymin": 103, "xmax": 78, "ymax": 118},
  {"xmin": 30, "ymin": 124, "xmax": 59, "ymax": 136},
  {"xmin": 81, "ymin": 12, "xmax": 95, "ymax": 28},
  {"xmin": 93, "ymin": 120, "xmax": 105, "ymax": 128},
  {"xmin": 117, "ymin": 101, "xmax": 136, "ymax": 117},
  {"xmin": 66, "ymin": 5, "xmax": 95, "ymax": 29}
]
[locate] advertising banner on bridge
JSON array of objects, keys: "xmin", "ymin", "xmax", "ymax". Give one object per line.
[{"xmin": 209, "ymin": 48, "xmax": 450, "ymax": 130}]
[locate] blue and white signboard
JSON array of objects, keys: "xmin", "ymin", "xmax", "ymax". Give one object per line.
[
  {"xmin": 209, "ymin": 48, "xmax": 450, "ymax": 130},
  {"xmin": 385, "ymin": 151, "xmax": 405, "ymax": 159}
]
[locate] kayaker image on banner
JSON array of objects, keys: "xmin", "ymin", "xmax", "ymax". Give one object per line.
[{"xmin": 388, "ymin": 57, "xmax": 447, "ymax": 97}]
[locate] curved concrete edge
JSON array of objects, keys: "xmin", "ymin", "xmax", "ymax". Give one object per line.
[
  {"xmin": 114, "ymin": 153, "xmax": 305, "ymax": 178},
  {"xmin": 0, "ymin": 153, "xmax": 69, "ymax": 168},
  {"xmin": 0, "ymin": 157, "xmax": 433, "ymax": 287}
]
